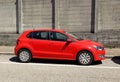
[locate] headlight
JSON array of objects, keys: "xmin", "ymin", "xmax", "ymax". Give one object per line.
[{"xmin": 93, "ymin": 45, "xmax": 104, "ymax": 50}]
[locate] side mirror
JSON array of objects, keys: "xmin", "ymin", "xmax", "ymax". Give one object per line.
[{"xmin": 67, "ymin": 38, "xmax": 72, "ymax": 42}]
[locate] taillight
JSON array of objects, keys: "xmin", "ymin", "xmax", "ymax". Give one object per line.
[{"xmin": 17, "ymin": 39, "xmax": 20, "ymax": 45}]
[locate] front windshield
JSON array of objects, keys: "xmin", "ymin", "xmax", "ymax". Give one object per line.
[{"xmin": 66, "ymin": 32, "xmax": 81, "ymax": 40}]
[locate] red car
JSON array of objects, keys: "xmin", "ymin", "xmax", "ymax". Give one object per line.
[{"xmin": 15, "ymin": 29, "xmax": 105, "ymax": 65}]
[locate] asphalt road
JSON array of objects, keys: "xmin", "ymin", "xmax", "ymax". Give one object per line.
[{"xmin": 0, "ymin": 55, "xmax": 120, "ymax": 82}]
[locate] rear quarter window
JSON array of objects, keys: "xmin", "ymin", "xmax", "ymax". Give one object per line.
[{"xmin": 27, "ymin": 32, "xmax": 33, "ymax": 38}]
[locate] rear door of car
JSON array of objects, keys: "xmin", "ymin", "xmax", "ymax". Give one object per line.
[{"xmin": 28, "ymin": 31, "xmax": 50, "ymax": 58}]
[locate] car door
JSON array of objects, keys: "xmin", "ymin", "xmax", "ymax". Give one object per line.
[
  {"xmin": 29, "ymin": 31, "xmax": 50, "ymax": 58},
  {"xmin": 49, "ymin": 31, "xmax": 75, "ymax": 59}
]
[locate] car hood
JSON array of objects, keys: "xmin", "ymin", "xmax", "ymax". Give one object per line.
[{"xmin": 76, "ymin": 40, "xmax": 103, "ymax": 47}]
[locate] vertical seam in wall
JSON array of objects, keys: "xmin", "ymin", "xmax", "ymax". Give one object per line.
[
  {"xmin": 91, "ymin": 0, "xmax": 96, "ymax": 33},
  {"xmin": 17, "ymin": 0, "xmax": 23, "ymax": 33},
  {"xmin": 52, "ymin": 0, "xmax": 55, "ymax": 29},
  {"xmin": 16, "ymin": 0, "xmax": 19, "ymax": 33}
]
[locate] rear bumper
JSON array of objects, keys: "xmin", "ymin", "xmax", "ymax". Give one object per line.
[{"xmin": 14, "ymin": 46, "xmax": 18, "ymax": 56}]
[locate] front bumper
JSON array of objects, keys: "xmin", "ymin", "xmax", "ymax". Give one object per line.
[{"xmin": 93, "ymin": 50, "xmax": 105, "ymax": 61}]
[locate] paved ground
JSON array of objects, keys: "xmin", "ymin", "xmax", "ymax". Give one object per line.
[
  {"xmin": 0, "ymin": 55, "xmax": 120, "ymax": 82},
  {"xmin": 0, "ymin": 46, "xmax": 120, "ymax": 58}
]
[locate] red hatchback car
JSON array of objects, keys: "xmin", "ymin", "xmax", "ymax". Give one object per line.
[{"xmin": 15, "ymin": 29, "xmax": 105, "ymax": 65}]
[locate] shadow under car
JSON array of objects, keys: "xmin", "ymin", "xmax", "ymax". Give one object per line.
[{"xmin": 9, "ymin": 56, "xmax": 102, "ymax": 66}]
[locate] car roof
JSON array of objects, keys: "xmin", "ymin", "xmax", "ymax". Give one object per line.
[{"xmin": 24, "ymin": 28, "xmax": 65, "ymax": 33}]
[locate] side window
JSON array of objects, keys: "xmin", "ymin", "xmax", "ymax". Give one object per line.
[
  {"xmin": 50, "ymin": 32, "xmax": 68, "ymax": 41},
  {"xmin": 33, "ymin": 32, "xmax": 41, "ymax": 39},
  {"xmin": 27, "ymin": 31, "xmax": 48, "ymax": 40},
  {"xmin": 40, "ymin": 32, "xmax": 48, "ymax": 39},
  {"xmin": 56, "ymin": 32, "xmax": 68, "ymax": 41}
]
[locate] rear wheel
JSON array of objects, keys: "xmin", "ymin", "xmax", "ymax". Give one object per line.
[
  {"xmin": 18, "ymin": 49, "xmax": 32, "ymax": 63},
  {"xmin": 77, "ymin": 51, "xmax": 93, "ymax": 65}
]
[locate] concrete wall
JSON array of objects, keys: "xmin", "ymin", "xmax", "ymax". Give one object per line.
[
  {"xmin": 22, "ymin": 0, "xmax": 52, "ymax": 31},
  {"xmin": 96, "ymin": 0, "xmax": 120, "ymax": 32},
  {"xmin": 55, "ymin": 0, "xmax": 91, "ymax": 32},
  {"xmin": 0, "ymin": 0, "xmax": 16, "ymax": 33},
  {"xmin": 0, "ymin": 0, "xmax": 120, "ymax": 33},
  {"xmin": 0, "ymin": 34, "xmax": 19, "ymax": 46},
  {"xmin": 22, "ymin": 0, "xmax": 91, "ymax": 32},
  {"xmin": 21, "ymin": 0, "xmax": 120, "ymax": 32}
]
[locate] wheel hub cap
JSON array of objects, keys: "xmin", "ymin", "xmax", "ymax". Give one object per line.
[
  {"xmin": 19, "ymin": 51, "xmax": 29, "ymax": 62},
  {"xmin": 79, "ymin": 53, "xmax": 91, "ymax": 64}
]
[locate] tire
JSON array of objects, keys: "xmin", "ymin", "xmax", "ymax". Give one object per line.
[
  {"xmin": 77, "ymin": 51, "xmax": 93, "ymax": 65},
  {"xmin": 18, "ymin": 49, "xmax": 32, "ymax": 63}
]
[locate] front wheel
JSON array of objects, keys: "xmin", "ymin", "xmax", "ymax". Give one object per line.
[
  {"xmin": 77, "ymin": 51, "xmax": 93, "ymax": 65},
  {"xmin": 18, "ymin": 49, "xmax": 32, "ymax": 63}
]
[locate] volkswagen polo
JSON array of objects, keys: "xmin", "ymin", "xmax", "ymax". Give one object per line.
[{"xmin": 15, "ymin": 29, "xmax": 105, "ymax": 65}]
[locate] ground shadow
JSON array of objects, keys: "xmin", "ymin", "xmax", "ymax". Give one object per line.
[
  {"xmin": 31, "ymin": 59, "xmax": 102, "ymax": 66},
  {"xmin": 91, "ymin": 61, "xmax": 102, "ymax": 65},
  {"xmin": 32, "ymin": 59, "xmax": 76, "ymax": 65},
  {"xmin": 9, "ymin": 56, "xmax": 19, "ymax": 62},
  {"xmin": 9, "ymin": 57, "xmax": 102, "ymax": 66},
  {"xmin": 111, "ymin": 56, "xmax": 120, "ymax": 64}
]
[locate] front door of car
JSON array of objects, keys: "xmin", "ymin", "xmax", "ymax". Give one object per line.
[{"xmin": 48, "ymin": 32, "xmax": 75, "ymax": 59}]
